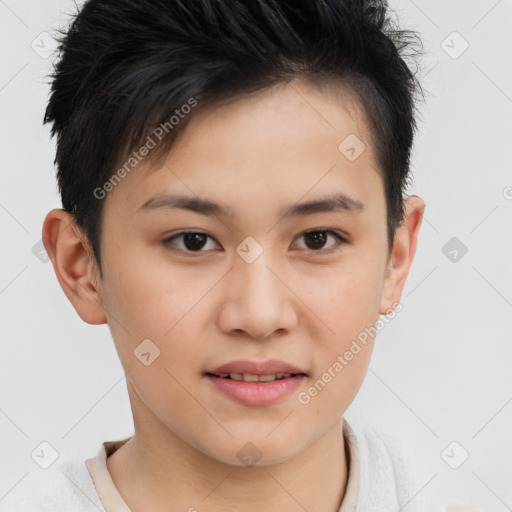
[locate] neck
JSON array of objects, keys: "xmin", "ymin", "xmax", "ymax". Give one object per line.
[{"xmin": 106, "ymin": 385, "xmax": 349, "ymax": 512}]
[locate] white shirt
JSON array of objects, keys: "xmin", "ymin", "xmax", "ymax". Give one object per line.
[{"xmin": 0, "ymin": 418, "xmax": 458, "ymax": 511}]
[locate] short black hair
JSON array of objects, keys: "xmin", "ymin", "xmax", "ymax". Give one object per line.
[{"xmin": 44, "ymin": 0, "xmax": 425, "ymax": 273}]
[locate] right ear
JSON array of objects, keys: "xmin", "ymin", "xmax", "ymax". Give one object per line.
[{"xmin": 42, "ymin": 209, "xmax": 107, "ymax": 325}]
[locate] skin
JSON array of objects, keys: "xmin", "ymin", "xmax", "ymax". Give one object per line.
[{"xmin": 43, "ymin": 77, "xmax": 425, "ymax": 512}]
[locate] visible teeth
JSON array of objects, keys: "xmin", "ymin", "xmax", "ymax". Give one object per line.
[
  {"xmin": 258, "ymin": 374, "xmax": 277, "ymax": 382},
  {"xmin": 226, "ymin": 372, "xmax": 293, "ymax": 382}
]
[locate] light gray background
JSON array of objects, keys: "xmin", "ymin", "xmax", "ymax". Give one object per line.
[{"xmin": 1, "ymin": 0, "xmax": 511, "ymax": 509}]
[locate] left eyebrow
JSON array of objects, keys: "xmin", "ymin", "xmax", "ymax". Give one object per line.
[
  {"xmin": 280, "ymin": 193, "xmax": 364, "ymax": 219},
  {"xmin": 137, "ymin": 192, "xmax": 365, "ymax": 219}
]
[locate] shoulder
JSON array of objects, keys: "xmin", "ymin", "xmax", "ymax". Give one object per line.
[
  {"xmin": 0, "ymin": 458, "xmax": 105, "ymax": 512},
  {"xmin": 344, "ymin": 418, "xmax": 483, "ymax": 512},
  {"xmin": 344, "ymin": 416, "xmax": 434, "ymax": 512}
]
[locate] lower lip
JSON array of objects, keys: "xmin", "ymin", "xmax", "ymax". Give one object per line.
[{"xmin": 205, "ymin": 374, "xmax": 306, "ymax": 406}]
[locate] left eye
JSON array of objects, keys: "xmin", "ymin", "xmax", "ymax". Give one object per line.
[
  {"xmin": 163, "ymin": 229, "xmax": 345, "ymax": 254},
  {"xmin": 293, "ymin": 229, "xmax": 345, "ymax": 251}
]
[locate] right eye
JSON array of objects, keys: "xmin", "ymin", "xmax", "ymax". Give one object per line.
[{"xmin": 162, "ymin": 231, "xmax": 221, "ymax": 254}]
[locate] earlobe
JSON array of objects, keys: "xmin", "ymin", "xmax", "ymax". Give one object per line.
[
  {"xmin": 42, "ymin": 209, "xmax": 107, "ymax": 325},
  {"xmin": 378, "ymin": 195, "xmax": 425, "ymax": 315}
]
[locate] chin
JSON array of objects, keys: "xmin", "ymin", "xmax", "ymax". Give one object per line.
[{"xmin": 203, "ymin": 435, "xmax": 307, "ymax": 468}]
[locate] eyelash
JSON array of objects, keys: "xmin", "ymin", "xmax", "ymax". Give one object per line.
[{"xmin": 162, "ymin": 229, "xmax": 347, "ymax": 256}]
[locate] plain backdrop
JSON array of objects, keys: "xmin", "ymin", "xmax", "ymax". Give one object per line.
[{"xmin": 1, "ymin": 0, "xmax": 511, "ymax": 509}]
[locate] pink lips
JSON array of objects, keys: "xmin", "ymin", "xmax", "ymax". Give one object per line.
[{"xmin": 205, "ymin": 359, "xmax": 307, "ymax": 406}]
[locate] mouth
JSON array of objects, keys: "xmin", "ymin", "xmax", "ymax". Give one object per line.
[
  {"xmin": 204, "ymin": 359, "xmax": 308, "ymax": 405},
  {"xmin": 203, "ymin": 360, "xmax": 308, "ymax": 406},
  {"xmin": 205, "ymin": 372, "xmax": 306, "ymax": 382},
  {"xmin": 205, "ymin": 358, "xmax": 308, "ymax": 378}
]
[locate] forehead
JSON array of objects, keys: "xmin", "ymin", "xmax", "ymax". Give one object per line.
[
  {"xmin": 106, "ymin": 78, "xmax": 384, "ymax": 221},
  {"xmin": 171, "ymin": 78, "xmax": 375, "ymax": 160}
]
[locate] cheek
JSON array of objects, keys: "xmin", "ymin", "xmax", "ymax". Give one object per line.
[
  {"xmin": 100, "ymin": 251, "xmax": 218, "ymax": 377},
  {"xmin": 102, "ymin": 247, "xmax": 199, "ymax": 334},
  {"xmin": 307, "ymin": 258, "xmax": 384, "ymax": 337},
  {"xmin": 301, "ymin": 257, "xmax": 383, "ymax": 390}
]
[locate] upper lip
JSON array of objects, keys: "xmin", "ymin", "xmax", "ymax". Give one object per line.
[{"xmin": 206, "ymin": 359, "xmax": 307, "ymax": 376}]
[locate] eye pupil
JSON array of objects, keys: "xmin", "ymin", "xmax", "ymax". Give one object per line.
[
  {"xmin": 184, "ymin": 232, "xmax": 207, "ymax": 251},
  {"xmin": 304, "ymin": 231, "xmax": 327, "ymax": 250}
]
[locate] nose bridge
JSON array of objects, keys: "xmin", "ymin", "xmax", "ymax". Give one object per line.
[{"xmin": 237, "ymin": 249, "xmax": 278, "ymax": 304}]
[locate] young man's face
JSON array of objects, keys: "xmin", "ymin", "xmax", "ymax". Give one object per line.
[{"xmin": 46, "ymin": 78, "xmax": 424, "ymax": 466}]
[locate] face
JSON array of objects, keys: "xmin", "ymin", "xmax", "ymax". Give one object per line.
[{"xmin": 80, "ymin": 79, "xmax": 402, "ymax": 465}]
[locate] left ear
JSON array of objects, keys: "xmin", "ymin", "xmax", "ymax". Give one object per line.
[{"xmin": 379, "ymin": 195, "xmax": 425, "ymax": 314}]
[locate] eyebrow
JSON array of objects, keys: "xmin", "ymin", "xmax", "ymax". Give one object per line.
[{"xmin": 138, "ymin": 192, "xmax": 364, "ymax": 219}]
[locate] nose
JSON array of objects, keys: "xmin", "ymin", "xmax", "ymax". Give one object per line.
[{"xmin": 216, "ymin": 251, "xmax": 298, "ymax": 341}]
